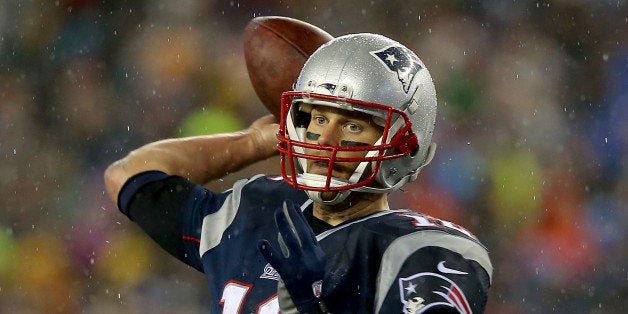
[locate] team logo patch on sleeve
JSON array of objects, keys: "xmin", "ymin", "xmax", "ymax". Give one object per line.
[{"xmin": 399, "ymin": 272, "xmax": 472, "ymax": 314}]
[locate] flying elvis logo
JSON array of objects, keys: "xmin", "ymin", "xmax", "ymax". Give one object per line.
[
  {"xmin": 370, "ymin": 45, "xmax": 423, "ymax": 93},
  {"xmin": 399, "ymin": 272, "xmax": 472, "ymax": 314}
]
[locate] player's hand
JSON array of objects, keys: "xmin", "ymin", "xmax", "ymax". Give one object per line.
[
  {"xmin": 248, "ymin": 114, "xmax": 280, "ymax": 158},
  {"xmin": 258, "ymin": 200, "xmax": 327, "ymax": 313}
]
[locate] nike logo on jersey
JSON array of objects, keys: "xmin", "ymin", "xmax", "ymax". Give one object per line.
[{"xmin": 437, "ymin": 261, "xmax": 468, "ymax": 275}]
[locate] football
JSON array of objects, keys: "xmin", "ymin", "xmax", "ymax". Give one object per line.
[{"xmin": 244, "ymin": 16, "xmax": 333, "ymax": 118}]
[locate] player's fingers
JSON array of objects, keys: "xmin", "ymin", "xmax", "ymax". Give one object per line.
[
  {"xmin": 275, "ymin": 204, "xmax": 303, "ymax": 250},
  {"xmin": 284, "ymin": 199, "xmax": 308, "ymax": 227},
  {"xmin": 283, "ymin": 200, "xmax": 318, "ymax": 247},
  {"xmin": 258, "ymin": 239, "xmax": 284, "ymax": 267}
]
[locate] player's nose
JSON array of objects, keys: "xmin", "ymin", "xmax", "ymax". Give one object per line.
[{"xmin": 316, "ymin": 124, "xmax": 341, "ymax": 146}]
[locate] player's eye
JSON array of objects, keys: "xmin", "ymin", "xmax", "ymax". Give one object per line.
[
  {"xmin": 313, "ymin": 115, "xmax": 327, "ymax": 125},
  {"xmin": 344, "ymin": 122, "xmax": 361, "ymax": 133}
]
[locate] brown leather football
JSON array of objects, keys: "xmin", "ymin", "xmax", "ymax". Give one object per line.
[{"xmin": 244, "ymin": 16, "xmax": 333, "ymax": 118}]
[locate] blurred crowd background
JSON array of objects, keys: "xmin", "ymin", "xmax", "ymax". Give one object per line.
[{"xmin": 0, "ymin": 0, "xmax": 626, "ymax": 313}]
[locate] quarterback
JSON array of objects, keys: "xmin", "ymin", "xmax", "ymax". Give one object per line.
[{"xmin": 105, "ymin": 33, "xmax": 492, "ymax": 313}]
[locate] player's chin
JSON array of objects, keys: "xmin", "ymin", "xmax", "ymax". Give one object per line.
[{"xmin": 319, "ymin": 191, "xmax": 340, "ymax": 202}]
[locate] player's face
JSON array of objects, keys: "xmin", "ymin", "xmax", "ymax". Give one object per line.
[{"xmin": 304, "ymin": 105, "xmax": 383, "ymax": 180}]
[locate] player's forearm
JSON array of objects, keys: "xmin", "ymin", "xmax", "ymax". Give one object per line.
[
  {"xmin": 125, "ymin": 132, "xmax": 262, "ymax": 180},
  {"xmin": 104, "ymin": 122, "xmax": 278, "ymax": 203}
]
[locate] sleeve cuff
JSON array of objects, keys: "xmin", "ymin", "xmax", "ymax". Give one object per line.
[{"xmin": 118, "ymin": 170, "xmax": 170, "ymax": 216}]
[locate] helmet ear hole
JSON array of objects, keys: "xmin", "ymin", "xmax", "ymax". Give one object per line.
[
  {"xmin": 410, "ymin": 142, "xmax": 420, "ymax": 157},
  {"xmin": 393, "ymin": 132, "xmax": 419, "ymax": 156}
]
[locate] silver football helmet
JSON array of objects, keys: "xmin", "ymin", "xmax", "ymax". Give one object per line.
[{"xmin": 277, "ymin": 33, "xmax": 437, "ymax": 205}]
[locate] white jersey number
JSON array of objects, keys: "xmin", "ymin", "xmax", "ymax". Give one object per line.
[{"xmin": 220, "ymin": 281, "xmax": 279, "ymax": 313}]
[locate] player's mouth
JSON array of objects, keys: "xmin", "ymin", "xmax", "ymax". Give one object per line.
[
  {"xmin": 308, "ymin": 160, "xmax": 352, "ymax": 178},
  {"xmin": 309, "ymin": 160, "xmax": 331, "ymax": 174}
]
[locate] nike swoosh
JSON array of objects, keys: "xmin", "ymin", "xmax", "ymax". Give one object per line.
[{"xmin": 437, "ymin": 261, "xmax": 468, "ymax": 275}]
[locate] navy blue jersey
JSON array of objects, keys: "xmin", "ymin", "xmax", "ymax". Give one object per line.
[{"xmin": 119, "ymin": 171, "xmax": 492, "ymax": 313}]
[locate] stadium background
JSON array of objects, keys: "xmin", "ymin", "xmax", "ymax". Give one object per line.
[{"xmin": 0, "ymin": 0, "xmax": 625, "ymax": 313}]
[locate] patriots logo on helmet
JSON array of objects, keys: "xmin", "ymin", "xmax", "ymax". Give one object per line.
[
  {"xmin": 370, "ymin": 46, "xmax": 423, "ymax": 93},
  {"xmin": 318, "ymin": 83, "xmax": 337, "ymax": 94},
  {"xmin": 399, "ymin": 272, "xmax": 472, "ymax": 314}
]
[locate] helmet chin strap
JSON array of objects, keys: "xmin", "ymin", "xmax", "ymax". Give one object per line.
[{"xmin": 298, "ymin": 173, "xmax": 353, "ymax": 205}]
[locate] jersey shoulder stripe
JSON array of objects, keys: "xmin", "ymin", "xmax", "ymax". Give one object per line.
[
  {"xmin": 198, "ymin": 174, "xmax": 265, "ymax": 256},
  {"xmin": 198, "ymin": 174, "xmax": 306, "ymax": 257}
]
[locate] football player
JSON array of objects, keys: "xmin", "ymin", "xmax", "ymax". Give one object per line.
[{"xmin": 104, "ymin": 33, "xmax": 492, "ymax": 313}]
